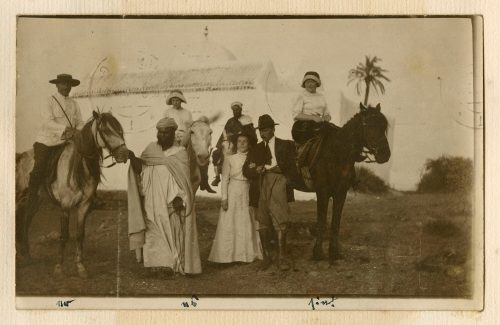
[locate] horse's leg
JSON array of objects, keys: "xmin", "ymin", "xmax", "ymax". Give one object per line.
[
  {"xmin": 20, "ymin": 198, "xmax": 37, "ymax": 259},
  {"xmin": 54, "ymin": 210, "xmax": 70, "ymax": 277},
  {"xmin": 329, "ymin": 189, "xmax": 348, "ymax": 264},
  {"xmin": 312, "ymin": 190, "xmax": 329, "ymax": 260},
  {"xmin": 75, "ymin": 200, "xmax": 91, "ymax": 278}
]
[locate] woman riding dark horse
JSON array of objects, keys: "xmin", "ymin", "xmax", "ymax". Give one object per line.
[{"xmin": 293, "ymin": 103, "xmax": 391, "ymax": 264}]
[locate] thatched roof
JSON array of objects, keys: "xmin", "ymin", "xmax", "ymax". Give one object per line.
[{"xmin": 73, "ymin": 61, "xmax": 287, "ymax": 98}]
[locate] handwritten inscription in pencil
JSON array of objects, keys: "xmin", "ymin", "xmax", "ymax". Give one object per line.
[
  {"xmin": 180, "ymin": 295, "xmax": 199, "ymax": 308},
  {"xmin": 56, "ymin": 299, "xmax": 75, "ymax": 308},
  {"xmin": 308, "ymin": 297, "xmax": 337, "ymax": 310}
]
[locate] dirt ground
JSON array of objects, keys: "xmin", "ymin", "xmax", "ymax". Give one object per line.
[{"xmin": 16, "ymin": 190, "xmax": 472, "ymax": 297}]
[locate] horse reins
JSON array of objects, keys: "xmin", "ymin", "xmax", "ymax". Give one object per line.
[
  {"xmin": 94, "ymin": 117, "xmax": 126, "ymax": 168},
  {"xmin": 358, "ymin": 112, "xmax": 383, "ymax": 164}
]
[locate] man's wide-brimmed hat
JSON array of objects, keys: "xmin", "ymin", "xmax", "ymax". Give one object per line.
[
  {"xmin": 301, "ymin": 71, "xmax": 321, "ymax": 88},
  {"xmin": 49, "ymin": 74, "xmax": 80, "ymax": 87},
  {"xmin": 255, "ymin": 114, "xmax": 279, "ymax": 130},
  {"xmin": 166, "ymin": 90, "xmax": 187, "ymax": 105}
]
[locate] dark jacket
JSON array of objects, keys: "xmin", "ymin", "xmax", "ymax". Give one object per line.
[
  {"xmin": 243, "ymin": 137, "xmax": 298, "ymax": 207},
  {"xmin": 215, "ymin": 116, "xmax": 242, "ymax": 149}
]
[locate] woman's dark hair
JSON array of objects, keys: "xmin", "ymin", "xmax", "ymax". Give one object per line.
[{"xmin": 231, "ymin": 132, "xmax": 254, "ymax": 153}]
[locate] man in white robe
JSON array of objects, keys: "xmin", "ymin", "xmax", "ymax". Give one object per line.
[{"xmin": 127, "ymin": 117, "xmax": 201, "ymax": 275}]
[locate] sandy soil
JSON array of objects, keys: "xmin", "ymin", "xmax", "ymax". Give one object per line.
[{"xmin": 16, "ymin": 190, "xmax": 472, "ymax": 297}]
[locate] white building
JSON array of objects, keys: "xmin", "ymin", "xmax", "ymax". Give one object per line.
[{"xmin": 73, "ymin": 28, "xmax": 296, "ymax": 191}]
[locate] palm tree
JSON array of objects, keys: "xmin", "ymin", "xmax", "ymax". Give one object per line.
[{"xmin": 348, "ymin": 56, "xmax": 390, "ymax": 106}]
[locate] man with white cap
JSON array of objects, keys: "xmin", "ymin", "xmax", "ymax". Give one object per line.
[
  {"xmin": 127, "ymin": 117, "xmax": 202, "ymax": 276},
  {"xmin": 211, "ymin": 101, "xmax": 255, "ymax": 186}
]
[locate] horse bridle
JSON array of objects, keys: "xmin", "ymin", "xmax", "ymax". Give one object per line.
[
  {"xmin": 359, "ymin": 111, "xmax": 385, "ymax": 164},
  {"xmin": 94, "ymin": 116, "xmax": 126, "ymax": 168},
  {"xmin": 190, "ymin": 119, "xmax": 214, "ymax": 157}
]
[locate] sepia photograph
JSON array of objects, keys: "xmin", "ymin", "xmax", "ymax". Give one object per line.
[{"xmin": 14, "ymin": 16, "xmax": 483, "ymax": 310}]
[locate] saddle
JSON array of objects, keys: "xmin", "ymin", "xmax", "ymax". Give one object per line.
[{"xmin": 294, "ymin": 123, "xmax": 340, "ymax": 191}]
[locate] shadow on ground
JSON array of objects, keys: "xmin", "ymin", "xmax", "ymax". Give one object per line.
[{"xmin": 16, "ymin": 190, "xmax": 472, "ymax": 297}]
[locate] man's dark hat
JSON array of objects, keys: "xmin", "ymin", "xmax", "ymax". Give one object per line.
[
  {"xmin": 49, "ymin": 74, "xmax": 80, "ymax": 86},
  {"xmin": 255, "ymin": 114, "xmax": 279, "ymax": 130}
]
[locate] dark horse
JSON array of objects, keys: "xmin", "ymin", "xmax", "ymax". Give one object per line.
[
  {"xmin": 16, "ymin": 111, "xmax": 129, "ymax": 278},
  {"xmin": 297, "ymin": 103, "xmax": 391, "ymax": 264}
]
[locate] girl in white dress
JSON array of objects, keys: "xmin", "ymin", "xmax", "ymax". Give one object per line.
[{"xmin": 208, "ymin": 133, "xmax": 262, "ymax": 263}]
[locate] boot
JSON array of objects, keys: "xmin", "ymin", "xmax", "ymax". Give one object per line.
[
  {"xmin": 258, "ymin": 229, "xmax": 273, "ymax": 270},
  {"xmin": 277, "ymin": 229, "xmax": 291, "ymax": 271},
  {"xmin": 211, "ymin": 174, "xmax": 221, "ymax": 187},
  {"xmin": 199, "ymin": 165, "xmax": 216, "ymax": 193}
]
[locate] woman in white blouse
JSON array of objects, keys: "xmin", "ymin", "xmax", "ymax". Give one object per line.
[
  {"xmin": 208, "ymin": 132, "xmax": 262, "ymax": 264},
  {"xmin": 291, "ymin": 71, "xmax": 331, "ymax": 144}
]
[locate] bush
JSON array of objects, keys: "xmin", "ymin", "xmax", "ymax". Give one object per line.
[
  {"xmin": 353, "ymin": 166, "xmax": 389, "ymax": 194},
  {"xmin": 417, "ymin": 156, "xmax": 473, "ymax": 193}
]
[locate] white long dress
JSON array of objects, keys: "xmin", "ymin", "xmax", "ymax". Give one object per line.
[{"xmin": 208, "ymin": 152, "xmax": 262, "ymax": 263}]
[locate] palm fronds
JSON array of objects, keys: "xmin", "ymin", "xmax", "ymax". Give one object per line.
[{"xmin": 347, "ymin": 56, "xmax": 390, "ymax": 105}]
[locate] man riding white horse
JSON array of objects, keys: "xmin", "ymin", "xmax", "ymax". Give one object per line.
[{"xmin": 21, "ymin": 73, "xmax": 85, "ymax": 254}]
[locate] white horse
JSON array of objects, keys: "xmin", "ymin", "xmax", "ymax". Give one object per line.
[
  {"xmin": 187, "ymin": 115, "xmax": 220, "ymax": 195},
  {"xmin": 16, "ymin": 111, "xmax": 129, "ymax": 278}
]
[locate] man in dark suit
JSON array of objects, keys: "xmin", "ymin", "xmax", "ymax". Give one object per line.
[{"xmin": 243, "ymin": 114, "xmax": 299, "ymax": 271}]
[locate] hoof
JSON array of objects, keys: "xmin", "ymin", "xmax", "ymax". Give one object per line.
[
  {"xmin": 312, "ymin": 248, "xmax": 324, "ymax": 261},
  {"xmin": 328, "ymin": 254, "xmax": 344, "ymax": 265},
  {"xmin": 328, "ymin": 259, "xmax": 337, "ymax": 266},
  {"xmin": 17, "ymin": 253, "xmax": 33, "ymax": 266},
  {"xmin": 54, "ymin": 264, "xmax": 64, "ymax": 277},
  {"xmin": 278, "ymin": 263, "xmax": 291, "ymax": 272},
  {"xmin": 18, "ymin": 246, "xmax": 32, "ymax": 261},
  {"xmin": 76, "ymin": 263, "xmax": 88, "ymax": 279},
  {"xmin": 259, "ymin": 259, "xmax": 272, "ymax": 271}
]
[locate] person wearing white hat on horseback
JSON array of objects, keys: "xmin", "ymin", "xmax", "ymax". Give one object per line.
[
  {"xmin": 291, "ymin": 71, "xmax": 333, "ymax": 189},
  {"xmin": 291, "ymin": 71, "xmax": 331, "ymax": 140},
  {"xmin": 163, "ymin": 90, "xmax": 193, "ymax": 147},
  {"xmin": 163, "ymin": 90, "xmax": 215, "ymax": 193}
]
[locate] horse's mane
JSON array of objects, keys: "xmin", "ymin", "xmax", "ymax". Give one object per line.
[
  {"xmin": 338, "ymin": 107, "xmax": 389, "ymax": 138},
  {"xmin": 67, "ymin": 118, "xmax": 103, "ymax": 189},
  {"xmin": 323, "ymin": 107, "xmax": 388, "ymax": 161},
  {"xmin": 66, "ymin": 112, "xmax": 123, "ymax": 189}
]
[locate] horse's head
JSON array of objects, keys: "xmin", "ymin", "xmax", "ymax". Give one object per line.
[
  {"xmin": 189, "ymin": 116, "xmax": 213, "ymax": 166},
  {"xmin": 359, "ymin": 103, "xmax": 391, "ymax": 163},
  {"xmin": 91, "ymin": 110, "xmax": 129, "ymax": 163}
]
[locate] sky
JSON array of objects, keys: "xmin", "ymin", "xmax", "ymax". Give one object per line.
[{"xmin": 16, "ymin": 17, "xmax": 478, "ymax": 190}]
